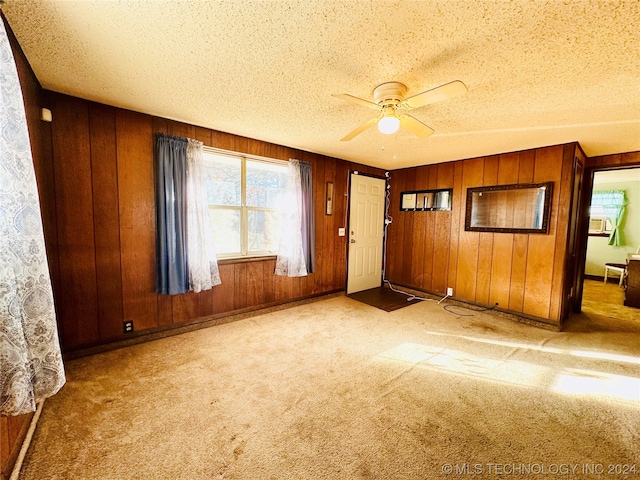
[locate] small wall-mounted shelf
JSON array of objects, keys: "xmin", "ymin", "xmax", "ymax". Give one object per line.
[{"xmin": 400, "ymin": 189, "xmax": 452, "ymax": 211}]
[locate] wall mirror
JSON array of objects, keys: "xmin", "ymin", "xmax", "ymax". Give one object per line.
[
  {"xmin": 465, "ymin": 182, "xmax": 553, "ymax": 233},
  {"xmin": 400, "ymin": 188, "xmax": 452, "ymax": 211}
]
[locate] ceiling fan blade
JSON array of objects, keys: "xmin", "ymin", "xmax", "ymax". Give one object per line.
[
  {"xmin": 332, "ymin": 93, "xmax": 381, "ymax": 111},
  {"xmin": 401, "ymin": 80, "xmax": 468, "ymax": 110},
  {"xmin": 399, "ymin": 115, "xmax": 435, "ymax": 138},
  {"xmin": 340, "ymin": 117, "xmax": 380, "ymax": 141}
]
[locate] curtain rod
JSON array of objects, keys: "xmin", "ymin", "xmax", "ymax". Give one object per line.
[{"xmin": 202, "ymin": 145, "xmax": 288, "ymax": 166}]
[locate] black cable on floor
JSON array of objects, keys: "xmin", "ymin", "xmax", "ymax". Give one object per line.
[{"xmin": 443, "ymin": 303, "xmax": 499, "ymax": 317}]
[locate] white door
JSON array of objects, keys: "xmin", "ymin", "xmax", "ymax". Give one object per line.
[{"xmin": 347, "ymin": 173, "xmax": 386, "ymax": 294}]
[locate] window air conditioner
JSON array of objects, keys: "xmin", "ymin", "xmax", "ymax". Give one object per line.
[{"xmin": 589, "ymin": 217, "xmax": 606, "ymax": 233}]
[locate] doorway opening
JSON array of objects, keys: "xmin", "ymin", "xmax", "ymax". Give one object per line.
[{"xmin": 581, "ymin": 167, "xmax": 640, "ymax": 322}]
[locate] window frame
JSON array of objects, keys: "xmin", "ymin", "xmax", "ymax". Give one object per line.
[{"xmin": 203, "ymin": 146, "xmax": 287, "ymax": 260}]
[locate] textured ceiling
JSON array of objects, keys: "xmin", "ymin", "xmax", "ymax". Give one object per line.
[{"xmin": 3, "ymin": 0, "xmax": 639, "ymax": 169}]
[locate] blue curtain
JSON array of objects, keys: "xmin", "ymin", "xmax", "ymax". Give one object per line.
[
  {"xmin": 155, "ymin": 134, "xmax": 189, "ymax": 294},
  {"xmin": 299, "ymin": 160, "xmax": 315, "ymax": 273}
]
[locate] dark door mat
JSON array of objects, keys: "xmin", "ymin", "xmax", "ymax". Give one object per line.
[{"xmin": 347, "ymin": 286, "xmax": 420, "ymax": 312}]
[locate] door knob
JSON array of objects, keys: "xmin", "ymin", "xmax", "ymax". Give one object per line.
[{"xmin": 350, "ymin": 239, "xmax": 356, "ymax": 243}]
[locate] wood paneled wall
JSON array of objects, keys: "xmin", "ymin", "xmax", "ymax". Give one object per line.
[
  {"xmin": 587, "ymin": 151, "xmax": 640, "ymax": 169},
  {"xmin": 0, "ymin": 412, "xmax": 31, "ymax": 480},
  {"xmin": 42, "ymin": 92, "xmax": 383, "ymax": 352},
  {"xmin": 386, "ymin": 144, "xmax": 579, "ymax": 324}
]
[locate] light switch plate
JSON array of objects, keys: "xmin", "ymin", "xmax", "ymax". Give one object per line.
[{"xmin": 338, "ymin": 228, "xmax": 345, "ymax": 236}]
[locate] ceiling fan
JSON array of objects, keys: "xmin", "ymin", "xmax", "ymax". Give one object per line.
[{"xmin": 332, "ymin": 80, "xmax": 467, "ymax": 141}]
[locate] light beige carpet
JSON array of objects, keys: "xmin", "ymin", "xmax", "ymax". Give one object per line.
[{"xmin": 19, "ymin": 295, "xmax": 640, "ymax": 479}]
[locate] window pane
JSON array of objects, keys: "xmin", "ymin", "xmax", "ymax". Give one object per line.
[
  {"xmin": 203, "ymin": 152, "xmax": 241, "ymax": 206},
  {"xmin": 248, "ymin": 209, "xmax": 282, "ymax": 253},
  {"xmin": 210, "ymin": 208, "xmax": 241, "ymax": 255},
  {"xmin": 246, "ymin": 160, "xmax": 287, "ymax": 208}
]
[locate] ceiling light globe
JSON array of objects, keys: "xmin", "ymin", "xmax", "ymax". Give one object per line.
[{"xmin": 378, "ymin": 115, "xmax": 400, "ymax": 134}]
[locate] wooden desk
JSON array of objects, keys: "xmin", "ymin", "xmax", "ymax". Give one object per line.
[{"xmin": 624, "ymin": 256, "xmax": 640, "ymax": 308}]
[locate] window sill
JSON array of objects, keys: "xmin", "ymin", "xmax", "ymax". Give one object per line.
[
  {"xmin": 588, "ymin": 232, "xmax": 611, "ymax": 237},
  {"xmin": 218, "ymin": 255, "xmax": 277, "ymax": 265}
]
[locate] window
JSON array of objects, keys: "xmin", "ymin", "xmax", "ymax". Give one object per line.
[{"xmin": 202, "ymin": 148, "xmax": 288, "ymax": 258}]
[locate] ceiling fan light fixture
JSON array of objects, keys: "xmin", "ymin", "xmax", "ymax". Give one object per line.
[
  {"xmin": 335, "ymin": 79, "xmax": 466, "ymax": 141},
  {"xmin": 378, "ymin": 110, "xmax": 400, "ymax": 134}
]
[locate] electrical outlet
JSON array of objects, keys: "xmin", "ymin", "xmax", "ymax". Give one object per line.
[
  {"xmin": 338, "ymin": 228, "xmax": 345, "ymax": 236},
  {"xmin": 447, "ymin": 287, "xmax": 453, "ymax": 296},
  {"xmin": 123, "ymin": 320, "xmax": 134, "ymax": 334}
]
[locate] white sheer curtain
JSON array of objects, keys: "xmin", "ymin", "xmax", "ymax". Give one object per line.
[
  {"xmin": 0, "ymin": 21, "xmax": 65, "ymax": 415},
  {"xmin": 186, "ymin": 139, "xmax": 221, "ymax": 292},
  {"xmin": 275, "ymin": 159, "xmax": 308, "ymax": 277}
]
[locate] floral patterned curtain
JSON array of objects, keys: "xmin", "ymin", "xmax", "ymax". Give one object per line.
[{"xmin": 0, "ymin": 20, "xmax": 65, "ymax": 416}]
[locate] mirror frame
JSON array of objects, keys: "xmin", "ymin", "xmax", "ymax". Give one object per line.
[{"xmin": 464, "ymin": 182, "xmax": 553, "ymax": 234}]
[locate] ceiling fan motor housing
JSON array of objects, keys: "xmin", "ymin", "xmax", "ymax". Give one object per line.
[{"xmin": 373, "ymin": 82, "xmax": 407, "ymax": 107}]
